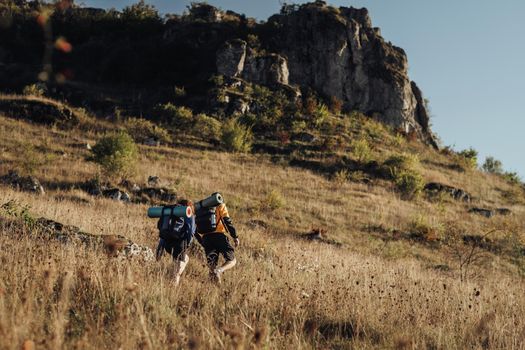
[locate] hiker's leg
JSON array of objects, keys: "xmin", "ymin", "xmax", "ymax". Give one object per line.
[
  {"xmin": 217, "ymin": 257, "xmax": 236, "ymax": 273},
  {"xmin": 172, "ymin": 239, "xmax": 189, "ymax": 284},
  {"xmin": 216, "ymin": 235, "xmax": 236, "ymax": 274},
  {"xmin": 174, "ymin": 254, "xmax": 189, "ymax": 284}
]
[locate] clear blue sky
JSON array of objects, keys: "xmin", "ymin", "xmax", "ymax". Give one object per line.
[{"xmin": 83, "ymin": 0, "xmax": 525, "ymax": 178}]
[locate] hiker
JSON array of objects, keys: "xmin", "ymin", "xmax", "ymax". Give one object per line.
[
  {"xmin": 156, "ymin": 199, "xmax": 196, "ymax": 285},
  {"xmin": 195, "ymin": 194, "xmax": 239, "ymax": 283}
]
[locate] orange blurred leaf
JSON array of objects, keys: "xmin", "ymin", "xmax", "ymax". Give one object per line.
[
  {"xmin": 55, "ymin": 37, "xmax": 73, "ymax": 53},
  {"xmin": 36, "ymin": 13, "xmax": 49, "ymax": 27}
]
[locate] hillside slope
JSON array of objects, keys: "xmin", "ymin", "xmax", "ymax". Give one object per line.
[{"xmin": 1, "ymin": 98, "xmax": 525, "ymax": 348}]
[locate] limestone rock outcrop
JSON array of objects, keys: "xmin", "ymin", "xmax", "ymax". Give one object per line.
[
  {"xmin": 217, "ymin": 40, "xmax": 289, "ymax": 86},
  {"xmin": 268, "ymin": 3, "xmax": 435, "ymax": 145},
  {"xmin": 214, "ymin": 2, "xmax": 437, "ymax": 146}
]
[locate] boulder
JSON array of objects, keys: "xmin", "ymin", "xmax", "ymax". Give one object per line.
[
  {"xmin": 424, "ymin": 182, "xmax": 471, "ymax": 202},
  {"xmin": 147, "ymin": 175, "xmax": 161, "ymax": 187},
  {"xmin": 0, "ymin": 170, "xmax": 45, "ymax": 195},
  {"xmin": 135, "ymin": 187, "xmax": 177, "ymax": 204},
  {"xmin": 102, "ymin": 188, "xmax": 131, "ymax": 202},
  {"xmin": 81, "ymin": 179, "xmax": 130, "ymax": 202},
  {"xmin": 144, "ymin": 138, "xmax": 160, "ymax": 147},
  {"xmin": 35, "ymin": 218, "xmax": 154, "ymax": 261},
  {"xmin": 469, "ymin": 207, "xmax": 512, "ymax": 218}
]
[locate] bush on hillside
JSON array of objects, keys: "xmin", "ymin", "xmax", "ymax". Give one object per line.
[
  {"xmin": 381, "ymin": 153, "xmax": 420, "ymax": 179},
  {"xmin": 124, "ymin": 117, "xmax": 171, "ymax": 144},
  {"xmin": 395, "ymin": 170, "xmax": 425, "ymax": 200},
  {"xmin": 482, "ymin": 156, "xmax": 503, "ymax": 174},
  {"xmin": 351, "ymin": 138, "xmax": 372, "ymax": 163},
  {"xmin": 91, "ymin": 132, "xmax": 138, "ymax": 178},
  {"xmin": 221, "ymin": 119, "xmax": 253, "ymax": 153},
  {"xmin": 381, "ymin": 153, "xmax": 424, "ymax": 200},
  {"xmin": 122, "ymin": 0, "xmax": 161, "ymax": 21},
  {"xmin": 260, "ymin": 189, "xmax": 286, "ymax": 211},
  {"xmin": 155, "ymin": 103, "xmax": 193, "ymax": 129},
  {"xmin": 503, "ymin": 171, "xmax": 521, "ymax": 185},
  {"xmin": 194, "ymin": 113, "xmax": 221, "ymax": 141},
  {"xmin": 457, "ymin": 147, "xmax": 478, "ymax": 170}
]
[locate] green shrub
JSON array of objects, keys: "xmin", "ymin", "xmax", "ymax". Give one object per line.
[
  {"xmin": 312, "ymin": 103, "xmax": 330, "ymax": 127},
  {"xmin": 381, "ymin": 153, "xmax": 424, "ymax": 200},
  {"xmin": 122, "ymin": 0, "xmax": 161, "ymax": 21},
  {"xmin": 221, "ymin": 119, "xmax": 253, "ymax": 153},
  {"xmin": 348, "ymin": 170, "xmax": 368, "ymax": 183},
  {"xmin": 91, "ymin": 132, "xmax": 138, "ymax": 178},
  {"xmin": 351, "ymin": 138, "xmax": 372, "ymax": 163},
  {"xmin": 395, "ymin": 170, "xmax": 425, "ymax": 200},
  {"xmin": 261, "ymin": 190, "xmax": 286, "ymax": 211},
  {"xmin": 381, "ymin": 153, "xmax": 420, "ymax": 179},
  {"xmin": 332, "ymin": 169, "xmax": 349, "ymax": 185},
  {"xmin": 482, "ymin": 156, "xmax": 503, "ymax": 174},
  {"xmin": 503, "ymin": 171, "xmax": 521, "ymax": 185},
  {"xmin": 250, "ymin": 85, "xmax": 286, "ymax": 129},
  {"xmin": 363, "ymin": 118, "xmax": 387, "ymax": 140},
  {"xmin": 291, "ymin": 120, "xmax": 307, "ymax": 133},
  {"xmin": 194, "ymin": 113, "xmax": 221, "ymax": 140},
  {"xmin": 155, "ymin": 103, "xmax": 193, "ymax": 129},
  {"xmin": 124, "ymin": 117, "xmax": 171, "ymax": 144},
  {"xmin": 457, "ymin": 147, "xmax": 478, "ymax": 170}
]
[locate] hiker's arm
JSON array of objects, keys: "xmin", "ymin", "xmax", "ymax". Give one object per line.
[
  {"xmin": 218, "ymin": 204, "xmax": 237, "ymax": 239},
  {"xmin": 222, "ymin": 216, "xmax": 237, "ymax": 239}
]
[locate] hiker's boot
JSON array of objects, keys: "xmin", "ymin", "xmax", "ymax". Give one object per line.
[{"xmin": 211, "ymin": 268, "xmax": 222, "ymax": 284}]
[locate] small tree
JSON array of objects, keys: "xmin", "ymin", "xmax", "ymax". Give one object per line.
[
  {"xmin": 122, "ymin": 0, "xmax": 161, "ymax": 21},
  {"xmin": 194, "ymin": 113, "xmax": 221, "ymax": 141},
  {"xmin": 91, "ymin": 132, "xmax": 138, "ymax": 178},
  {"xmin": 457, "ymin": 147, "xmax": 478, "ymax": 170},
  {"xmin": 482, "ymin": 156, "xmax": 503, "ymax": 174},
  {"xmin": 221, "ymin": 119, "xmax": 253, "ymax": 153}
]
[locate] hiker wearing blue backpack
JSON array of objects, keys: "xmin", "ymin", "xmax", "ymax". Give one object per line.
[
  {"xmin": 194, "ymin": 196, "xmax": 239, "ymax": 284},
  {"xmin": 156, "ymin": 199, "xmax": 196, "ymax": 285}
]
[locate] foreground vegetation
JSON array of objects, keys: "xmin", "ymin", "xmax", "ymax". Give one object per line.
[{"xmin": 1, "ymin": 93, "xmax": 525, "ymax": 349}]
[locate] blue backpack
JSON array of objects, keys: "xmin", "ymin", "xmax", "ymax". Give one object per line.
[{"xmin": 157, "ymin": 205, "xmax": 195, "ymax": 240}]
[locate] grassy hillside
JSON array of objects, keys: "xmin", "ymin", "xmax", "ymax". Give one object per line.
[{"xmin": 1, "ymin": 95, "xmax": 525, "ymax": 349}]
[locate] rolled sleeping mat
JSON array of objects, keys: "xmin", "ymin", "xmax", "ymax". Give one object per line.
[
  {"xmin": 194, "ymin": 193, "xmax": 224, "ymax": 211},
  {"xmin": 147, "ymin": 205, "xmax": 192, "ymax": 218}
]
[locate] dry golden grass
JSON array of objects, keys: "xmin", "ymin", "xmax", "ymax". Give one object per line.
[{"xmin": 1, "ymin": 111, "xmax": 525, "ymax": 349}]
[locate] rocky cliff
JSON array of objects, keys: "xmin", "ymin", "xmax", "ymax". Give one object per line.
[{"xmin": 213, "ymin": 2, "xmax": 436, "ymax": 146}]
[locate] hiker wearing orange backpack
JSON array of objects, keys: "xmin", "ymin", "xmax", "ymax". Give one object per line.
[{"xmin": 194, "ymin": 194, "xmax": 239, "ymax": 283}]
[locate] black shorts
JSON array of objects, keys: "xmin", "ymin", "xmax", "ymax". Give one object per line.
[
  {"xmin": 201, "ymin": 233, "xmax": 235, "ymax": 268},
  {"xmin": 162, "ymin": 238, "xmax": 191, "ymax": 261}
]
